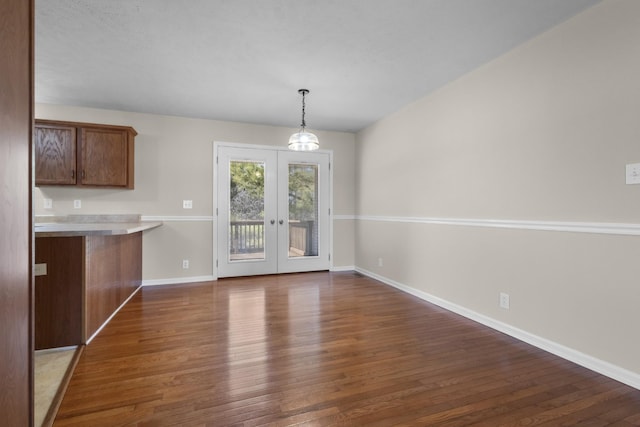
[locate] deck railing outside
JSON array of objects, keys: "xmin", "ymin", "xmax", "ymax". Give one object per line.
[
  {"xmin": 229, "ymin": 220, "xmax": 316, "ymax": 256},
  {"xmin": 230, "ymin": 220, "xmax": 264, "ymax": 254}
]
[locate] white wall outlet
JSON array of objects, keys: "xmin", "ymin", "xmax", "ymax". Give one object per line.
[
  {"xmin": 183, "ymin": 200, "xmax": 193, "ymax": 209},
  {"xmin": 378, "ymin": 257, "xmax": 383, "ymax": 267},
  {"xmin": 34, "ymin": 263, "xmax": 47, "ymax": 276},
  {"xmin": 626, "ymin": 163, "xmax": 640, "ymax": 184},
  {"xmin": 43, "ymin": 198, "xmax": 53, "ymax": 209},
  {"xmin": 73, "ymin": 199, "xmax": 81, "ymax": 209},
  {"xmin": 182, "ymin": 259, "xmax": 190, "ymax": 269},
  {"xmin": 499, "ymin": 292, "xmax": 510, "ymax": 309}
]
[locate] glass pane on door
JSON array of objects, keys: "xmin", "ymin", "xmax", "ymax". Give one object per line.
[
  {"xmin": 218, "ymin": 145, "xmax": 328, "ymax": 277},
  {"xmin": 288, "ymin": 163, "xmax": 319, "ymax": 258},
  {"xmin": 229, "ymin": 161, "xmax": 265, "ymax": 261}
]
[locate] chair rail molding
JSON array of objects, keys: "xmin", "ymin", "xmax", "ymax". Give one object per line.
[
  {"xmin": 141, "ymin": 215, "xmax": 214, "ymax": 222},
  {"xmin": 356, "ymin": 215, "xmax": 640, "ymax": 236}
]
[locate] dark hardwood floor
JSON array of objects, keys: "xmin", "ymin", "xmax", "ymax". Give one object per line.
[{"xmin": 54, "ymin": 272, "xmax": 640, "ymax": 426}]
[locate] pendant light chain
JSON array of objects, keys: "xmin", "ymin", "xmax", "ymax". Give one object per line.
[{"xmin": 300, "ymin": 89, "xmax": 307, "ymax": 129}]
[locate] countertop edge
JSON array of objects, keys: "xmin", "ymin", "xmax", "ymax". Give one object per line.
[{"xmin": 35, "ymin": 221, "xmax": 163, "ymax": 237}]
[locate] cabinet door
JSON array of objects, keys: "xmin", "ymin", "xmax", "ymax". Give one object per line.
[
  {"xmin": 35, "ymin": 237, "xmax": 84, "ymax": 349},
  {"xmin": 79, "ymin": 127, "xmax": 131, "ymax": 187},
  {"xmin": 34, "ymin": 123, "xmax": 77, "ymax": 185}
]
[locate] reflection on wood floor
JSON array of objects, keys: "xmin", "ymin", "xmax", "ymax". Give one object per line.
[{"xmin": 54, "ymin": 272, "xmax": 640, "ymax": 425}]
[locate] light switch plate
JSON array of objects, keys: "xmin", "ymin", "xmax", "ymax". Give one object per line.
[
  {"xmin": 73, "ymin": 199, "xmax": 82, "ymax": 209},
  {"xmin": 43, "ymin": 198, "xmax": 53, "ymax": 209},
  {"xmin": 183, "ymin": 200, "xmax": 193, "ymax": 209},
  {"xmin": 626, "ymin": 163, "xmax": 640, "ymax": 184}
]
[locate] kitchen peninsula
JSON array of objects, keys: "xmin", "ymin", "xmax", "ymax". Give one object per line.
[{"xmin": 35, "ymin": 215, "xmax": 161, "ymax": 350}]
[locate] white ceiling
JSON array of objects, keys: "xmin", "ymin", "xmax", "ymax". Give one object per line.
[{"xmin": 35, "ymin": 0, "xmax": 600, "ymax": 133}]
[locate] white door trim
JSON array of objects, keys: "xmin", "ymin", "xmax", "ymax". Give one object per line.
[{"xmin": 213, "ymin": 141, "xmax": 334, "ymax": 278}]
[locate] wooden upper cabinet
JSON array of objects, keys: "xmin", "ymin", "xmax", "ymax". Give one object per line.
[
  {"xmin": 35, "ymin": 119, "xmax": 137, "ymax": 188},
  {"xmin": 34, "ymin": 123, "xmax": 77, "ymax": 185},
  {"xmin": 79, "ymin": 127, "xmax": 132, "ymax": 187}
]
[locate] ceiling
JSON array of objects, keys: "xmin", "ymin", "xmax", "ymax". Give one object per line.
[{"xmin": 35, "ymin": 0, "xmax": 600, "ymax": 133}]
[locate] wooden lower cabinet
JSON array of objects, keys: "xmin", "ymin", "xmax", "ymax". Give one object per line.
[
  {"xmin": 35, "ymin": 233, "xmax": 142, "ymax": 349},
  {"xmin": 34, "ymin": 237, "xmax": 84, "ymax": 349}
]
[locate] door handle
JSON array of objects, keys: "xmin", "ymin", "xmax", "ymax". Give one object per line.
[
  {"xmin": 279, "ymin": 220, "xmax": 284, "ymax": 225},
  {"xmin": 270, "ymin": 219, "xmax": 275, "ymax": 225}
]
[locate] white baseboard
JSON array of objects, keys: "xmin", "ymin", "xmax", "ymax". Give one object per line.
[
  {"xmin": 142, "ymin": 275, "xmax": 217, "ymax": 286},
  {"xmin": 330, "ymin": 265, "xmax": 355, "ymax": 272},
  {"xmin": 355, "ymin": 267, "xmax": 640, "ymax": 391}
]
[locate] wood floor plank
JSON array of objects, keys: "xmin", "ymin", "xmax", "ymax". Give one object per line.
[{"xmin": 54, "ymin": 272, "xmax": 640, "ymax": 426}]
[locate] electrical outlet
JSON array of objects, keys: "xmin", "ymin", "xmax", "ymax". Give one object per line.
[
  {"xmin": 378, "ymin": 257, "xmax": 383, "ymax": 267},
  {"xmin": 182, "ymin": 259, "xmax": 189, "ymax": 269},
  {"xmin": 34, "ymin": 263, "xmax": 47, "ymax": 276},
  {"xmin": 183, "ymin": 200, "xmax": 193, "ymax": 209},
  {"xmin": 499, "ymin": 292, "xmax": 510, "ymax": 309},
  {"xmin": 73, "ymin": 199, "xmax": 81, "ymax": 209},
  {"xmin": 43, "ymin": 198, "xmax": 53, "ymax": 209}
]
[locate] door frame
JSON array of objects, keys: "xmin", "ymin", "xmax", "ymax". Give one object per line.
[{"xmin": 213, "ymin": 141, "xmax": 334, "ymax": 278}]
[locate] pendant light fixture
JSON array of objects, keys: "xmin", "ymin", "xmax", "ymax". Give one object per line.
[{"xmin": 288, "ymin": 89, "xmax": 319, "ymax": 151}]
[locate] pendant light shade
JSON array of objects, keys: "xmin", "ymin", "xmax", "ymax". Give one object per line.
[
  {"xmin": 288, "ymin": 131, "xmax": 319, "ymax": 151},
  {"xmin": 289, "ymin": 89, "xmax": 319, "ymax": 151}
]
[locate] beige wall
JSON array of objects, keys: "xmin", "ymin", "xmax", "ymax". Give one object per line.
[
  {"xmin": 34, "ymin": 104, "xmax": 356, "ymax": 280},
  {"xmin": 355, "ymin": 0, "xmax": 640, "ymax": 378}
]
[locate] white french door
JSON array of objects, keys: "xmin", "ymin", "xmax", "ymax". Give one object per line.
[{"xmin": 216, "ymin": 145, "xmax": 330, "ymax": 278}]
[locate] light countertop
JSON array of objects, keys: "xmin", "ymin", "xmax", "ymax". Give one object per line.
[{"xmin": 34, "ymin": 214, "xmax": 162, "ymax": 237}]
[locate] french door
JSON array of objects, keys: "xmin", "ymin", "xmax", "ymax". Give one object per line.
[{"xmin": 216, "ymin": 145, "xmax": 330, "ymax": 277}]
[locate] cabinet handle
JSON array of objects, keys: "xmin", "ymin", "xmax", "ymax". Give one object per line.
[
  {"xmin": 71, "ymin": 169, "xmax": 75, "ymax": 179},
  {"xmin": 279, "ymin": 219, "xmax": 284, "ymax": 225},
  {"xmin": 82, "ymin": 170, "xmax": 86, "ymax": 179}
]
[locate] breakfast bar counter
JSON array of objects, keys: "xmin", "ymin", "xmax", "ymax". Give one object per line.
[{"xmin": 34, "ymin": 215, "xmax": 162, "ymax": 349}]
